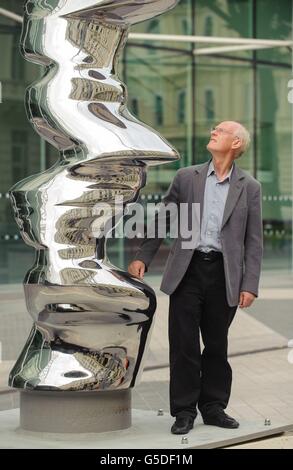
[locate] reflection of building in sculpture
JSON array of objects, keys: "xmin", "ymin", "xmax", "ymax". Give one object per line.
[
  {"xmin": 12, "ymin": 332, "xmax": 130, "ymax": 391},
  {"xmin": 66, "ymin": 18, "xmax": 124, "ymax": 69}
]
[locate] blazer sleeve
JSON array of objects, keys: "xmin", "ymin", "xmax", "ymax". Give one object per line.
[
  {"xmin": 240, "ymin": 183, "xmax": 263, "ymax": 296},
  {"xmin": 134, "ymin": 169, "xmax": 181, "ymax": 271}
]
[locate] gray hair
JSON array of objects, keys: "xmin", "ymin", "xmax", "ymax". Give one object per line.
[{"xmin": 234, "ymin": 124, "xmax": 251, "ymax": 157}]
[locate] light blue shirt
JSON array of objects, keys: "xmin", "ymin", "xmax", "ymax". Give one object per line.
[{"xmin": 196, "ymin": 160, "xmax": 234, "ymax": 253}]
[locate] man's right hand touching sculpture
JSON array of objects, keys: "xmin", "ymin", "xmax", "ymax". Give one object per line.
[{"xmin": 128, "ymin": 260, "xmax": 146, "ymax": 279}]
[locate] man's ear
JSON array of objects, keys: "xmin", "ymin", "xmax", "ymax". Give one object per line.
[{"xmin": 231, "ymin": 137, "xmax": 241, "ymax": 151}]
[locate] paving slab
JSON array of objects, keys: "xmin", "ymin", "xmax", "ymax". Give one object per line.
[{"xmin": 0, "ymin": 408, "xmax": 292, "ymax": 449}]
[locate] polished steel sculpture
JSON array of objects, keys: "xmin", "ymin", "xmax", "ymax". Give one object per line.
[{"xmin": 9, "ymin": 0, "xmax": 179, "ymax": 398}]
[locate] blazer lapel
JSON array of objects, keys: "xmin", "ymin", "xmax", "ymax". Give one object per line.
[
  {"xmin": 192, "ymin": 160, "xmax": 210, "ymax": 225},
  {"xmin": 221, "ymin": 165, "xmax": 245, "ymax": 229}
]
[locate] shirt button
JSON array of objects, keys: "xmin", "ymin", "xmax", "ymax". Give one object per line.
[{"xmin": 207, "ymin": 231, "xmax": 211, "ymax": 235}]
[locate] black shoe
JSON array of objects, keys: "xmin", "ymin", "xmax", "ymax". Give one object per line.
[
  {"xmin": 171, "ymin": 416, "xmax": 194, "ymax": 435},
  {"xmin": 202, "ymin": 409, "xmax": 239, "ymax": 429}
]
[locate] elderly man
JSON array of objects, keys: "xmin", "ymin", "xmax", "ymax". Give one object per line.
[{"xmin": 128, "ymin": 121, "xmax": 263, "ymax": 435}]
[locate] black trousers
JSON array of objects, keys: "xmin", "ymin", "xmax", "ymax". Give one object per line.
[{"xmin": 168, "ymin": 250, "xmax": 237, "ymax": 419}]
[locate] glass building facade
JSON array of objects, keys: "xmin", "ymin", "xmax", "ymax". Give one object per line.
[{"xmin": 0, "ymin": 0, "xmax": 292, "ymax": 283}]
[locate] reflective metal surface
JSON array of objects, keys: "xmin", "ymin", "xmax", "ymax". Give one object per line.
[{"xmin": 9, "ymin": 0, "xmax": 179, "ymax": 391}]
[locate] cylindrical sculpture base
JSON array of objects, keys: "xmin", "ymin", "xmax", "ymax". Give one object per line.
[{"xmin": 20, "ymin": 390, "xmax": 131, "ymax": 433}]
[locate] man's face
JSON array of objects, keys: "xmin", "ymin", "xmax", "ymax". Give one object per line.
[{"xmin": 207, "ymin": 121, "xmax": 239, "ymax": 155}]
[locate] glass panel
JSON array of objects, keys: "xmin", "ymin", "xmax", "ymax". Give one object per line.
[
  {"xmin": 0, "ymin": 11, "xmax": 40, "ymax": 285},
  {"xmin": 257, "ymin": 65, "xmax": 292, "ymax": 269},
  {"xmin": 256, "ymin": 0, "xmax": 292, "ymax": 65},
  {"xmin": 195, "ymin": 0, "xmax": 253, "ymax": 60},
  {"xmin": 125, "ymin": 45, "xmax": 193, "ymax": 181},
  {"xmin": 194, "ymin": 57, "xmax": 254, "ymax": 173},
  {"xmin": 130, "ymin": 0, "xmax": 192, "ymax": 51},
  {"xmin": 1, "ymin": 0, "xmax": 23, "ymax": 17},
  {"xmin": 123, "ymin": 43, "xmax": 193, "ymax": 270},
  {"xmin": 0, "ymin": 1, "xmax": 37, "ymax": 403},
  {"xmin": 196, "ymin": 0, "xmax": 252, "ymax": 38}
]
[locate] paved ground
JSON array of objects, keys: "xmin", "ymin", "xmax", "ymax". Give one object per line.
[
  {"xmin": 0, "ymin": 408, "xmax": 291, "ymax": 449},
  {"xmin": 0, "ymin": 269, "xmax": 293, "ymax": 448}
]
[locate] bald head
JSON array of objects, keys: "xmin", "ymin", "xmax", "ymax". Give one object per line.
[{"xmin": 207, "ymin": 121, "xmax": 251, "ymax": 158}]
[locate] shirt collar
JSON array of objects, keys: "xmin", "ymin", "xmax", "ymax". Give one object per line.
[{"xmin": 207, "ymin": 160, "xmax": 234, "ymax": 182}]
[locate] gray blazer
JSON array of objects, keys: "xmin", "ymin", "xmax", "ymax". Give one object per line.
[{"xmin": 135, "ymin": 160, "xmax": 263, "ymax": 307}]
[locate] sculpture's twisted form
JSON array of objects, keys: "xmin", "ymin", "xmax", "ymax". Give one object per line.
[{"xmin": 9, "ymin": 0, "xmax": 179, "ymax": 392}]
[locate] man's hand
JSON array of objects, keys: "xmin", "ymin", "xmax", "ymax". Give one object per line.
[
  {"xmin": 238, "ymin": 291, "xmax": 256, "ymax": 308},
  {"xmin": 128, "ymin": 260, "xmax": 146, "ymax": 279}
]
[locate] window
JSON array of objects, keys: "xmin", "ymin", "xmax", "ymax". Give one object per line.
[
  {"xmin": 146, "ymin": 19, "xmax": 160, "ymax": 54},
  {"xmin": 177, "ymin": 90, "xmax": 186, "ymax": 124},
  {"xmin": 147, "ymin": 19, "xmax": 160, "ymax": 34},
  {"xmin": 204, "ymin": 89, "xmax": 215, "ymax": 121},
  {"xmin": 11, "ymin": 33, "xmax": 24, "ymax": 80},
  {"xmin": 11, "ymin": 130, "xmax": 28, "ymax": 183},
  {"xmin": 182, "ymin": 18, "xmax": 190, "ymax": 35},
  {"xmin": 131, "ymin": 98, "xmax": 139, "ymax": 117},
  {"xmin": 204, "ymin": 16, "xmax": 213, "ymax": 36},
  {"xmin": 155, "ymin": 95, "xmax": 163, "ymax": 125}
]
